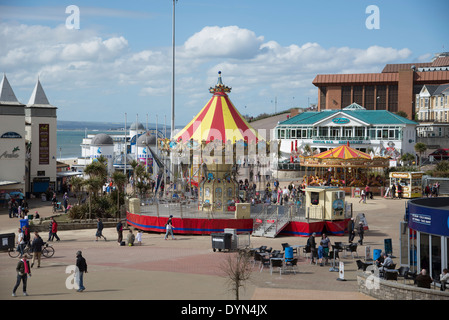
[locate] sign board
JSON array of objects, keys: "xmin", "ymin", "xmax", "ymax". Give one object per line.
[{"xmin": 338, "ymin": 262, "xmax": 346, "ymax": 281}]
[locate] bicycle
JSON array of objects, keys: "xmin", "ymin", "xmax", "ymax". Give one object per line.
[{"xmin": 8, "ymin": 242, "xmax": 55, "ymax": 258}]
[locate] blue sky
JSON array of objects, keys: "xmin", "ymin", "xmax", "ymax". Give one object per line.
[{"xmin": 1, "ymin": 0, "xmax": 448, "ymax": 129}]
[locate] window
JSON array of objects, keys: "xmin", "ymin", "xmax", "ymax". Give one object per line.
[
  {"xmin": 353, "ymin": 86, "xmax": 363, "ymax": 105},
  {"xmin": 365, "ymin": 86, "xmax": 375, "ymax": 110},
  {"xmin": 341, "ymin": 86, "xmax": 352, "ymax": 108},
  {"xmin": 376, "ymin": 85, "xmax": 387, "ymax": 110},
  {"xmin": 311, "ymin": 192, "xmax": 320, "ymax": 205},
  {"xmin": 320, "ymin": 87, "xmax": 327, "ymax": 109},
  {"xmin": 388, "ymin": 85, "xmax": 398, "ymax": 112}
]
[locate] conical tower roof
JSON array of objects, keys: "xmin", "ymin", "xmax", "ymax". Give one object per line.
[
  {"xmin": 173, "ymin": 72, "xmax": 263, "ymax": 144},
  {"xmin": 27, "ymin": 78, "xmax": 56, "ymax": 108},
  {"xmin": 0, "ymin": 74, "xmax": 21, "ymax": 105}
]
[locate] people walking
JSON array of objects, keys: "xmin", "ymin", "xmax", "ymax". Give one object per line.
[
  {"xmin": 135, "ymin": 230, "xmax": 142, "ymax": 246},
  {"xmin": 348, "ymin": 218, "xmax": 355, "ymax": 243},
  {"xmin": 49, "ymin": 217, "xmax": 60, "ymax": 241},
  {"xmin": 116, "ymin": 220, "xmax": 123, "ymax": 245},
  {"xmin": 357, "ymin": 221, "xmax": 365, "ymax": 245},
  {"xmin": 16, "ymin": 228, "xmax": 26, "ymax": 258},
  {"xmin": 391, "ymin": 183, "xmax": 396, "ymax": 199},
  {"xmin": 12, "ymin": 256, "xmax": 31, "ymax": 297},
  {"xmin": 30, "ymin": 232, "xmax": 44, "ymax": 268},
  {"xmin": 318, "ymin": 233, "xmax": 331, "ymax": 266},
  {"xmin": 95, "ymin": 218, "xmax": 107, "ymax": 241},
  {"xmin": 63, "ymin": 192, "xmax": 69, "ymax": 213},
  {"xmin": 75, "ymin": 251, "xmax": 87, "ymax": 292},
  {"xmin": 164, "ymin": 215, "xmax": 175, "ymax": 240}
]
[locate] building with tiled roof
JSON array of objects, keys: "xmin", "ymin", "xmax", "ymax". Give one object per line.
[
  {"xmin": 274, "ymin": 103, "xmax": 418, "ymax": 164},
  {"xmin": 313, "ymin": 53, "xmax": 449, "ymax": 120}
]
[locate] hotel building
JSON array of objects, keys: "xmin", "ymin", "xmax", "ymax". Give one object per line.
[{"xmin": 313, "ymin": 53, "xmax": 449, "ymax": 120}]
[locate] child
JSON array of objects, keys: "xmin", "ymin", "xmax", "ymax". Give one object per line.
[{"xmin": 135, "ymin": 230, "xmax": 142, "ymax": 246}]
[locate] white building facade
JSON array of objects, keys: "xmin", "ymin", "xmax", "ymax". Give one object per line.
[{"xmin": 274, "ymin": 103, "xmax": 418, "ymax": 163}]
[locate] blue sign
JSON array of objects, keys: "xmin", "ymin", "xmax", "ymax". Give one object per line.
[
  {"xmin": 1, "ymin": 131, "xmax": 22, "ymax": 139},
  {"xmin": 332, "ymin": 118, "xmax": 350, "ymax": 124},
  {"xmin": 408, "ymin": 198, "xmax": 449, "ymax": 237}
]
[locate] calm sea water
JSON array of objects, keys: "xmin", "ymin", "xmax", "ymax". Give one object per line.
[{"xmin": 57, "ymin": 130, "xmax": 123, "ymax": 159}]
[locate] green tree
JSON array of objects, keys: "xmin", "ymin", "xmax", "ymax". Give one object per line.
[
  {"xmin": 112, "ymin": 171, "xmax": 127, "ymax": 217},
  {"xmin": 400, "ymin": 153, "xmax": 415, "ymax": 166},
  {"xmin": 414, "ymin": 142, "xmax": 427, "ymax": 167},
  {"xmin": 70, "ymin": 176, "xmax": 85, "ymax": 205},
  {"xmin": 85, "ymin": 176, "xmax": 104, "ymax": 219}
]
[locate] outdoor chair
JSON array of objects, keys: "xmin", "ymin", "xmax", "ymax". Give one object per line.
[
  {"xmin": 345, "ymin": 243, "xmax": 358, "ymax": 258},
  {"xmin": 259, "ymin": 246, "xmax": 267, "ymax": 253},
  {"xmin": 285, "ymin": 258, "xmax": 298, "ymax": 274},
  {"xmin": 265, "ymin": 247, "xmax": 273, "ymax": 253},
  {"xmin": 253, "ymin": 252, "xmax": 262, "ymax": 268},
  {"xmin": 385, "ymin": 269, "xmax": 398, "ymax": 281},
  {"xmin": 356, "ymin": 259, "xmax": 371, "ymax": 272},
  {"xmin": 260, "ymin": 255, "xmax": 271, "ymax": 272},
  {"xmin": 396, "ymin": 266, "xmax": 410, "ymax": 284},
  {"xmin": 271, "ymin": 250, "xmax": 281, "ymax": 257},
  {"xmin": 270, "ymin": 258, "xmax": 284, "ymax": 275}
]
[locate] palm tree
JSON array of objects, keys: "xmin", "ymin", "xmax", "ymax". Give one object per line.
[
  {"xmin": 414, "ymin": 142, "xmax": 427, "ymax": 167},
  {"xmin": 84, "ymin": 159, "xmax": 108, "ymax": 182},
  {"xmin": 130, "ymin": 160, "xmax": 139, "ymax": 197},
  {"xmin": 71, "ymin": 176, "xmax": 85, "ymax": 205},
  {"xmin": 112, "ymin": 171, "xmax": 127, "ymax": 218},
  {"xmin": 85, "ymin": 176, "xmax": 103, "ymax": 219}
]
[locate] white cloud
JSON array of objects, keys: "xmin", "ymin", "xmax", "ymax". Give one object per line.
[
  {"xmin": 182, "ymin": 26, "xmax": 264, "ymax": 59},
  {"xmin": 0, "ymin": 22, "xmax": 414, "ymax": 121}
]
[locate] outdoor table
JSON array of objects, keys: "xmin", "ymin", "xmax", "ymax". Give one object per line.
[{"xmin": 291, "ymin": 245, "xmax": 305, "ymax": 258}]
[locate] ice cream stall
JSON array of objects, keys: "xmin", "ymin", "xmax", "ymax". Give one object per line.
[{"xmin": 389, "ymin": 172, "xmax": 423, "ymax": 198}]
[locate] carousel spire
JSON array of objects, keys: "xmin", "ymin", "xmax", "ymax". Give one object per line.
[{"xmin": 209, "ymin": 71, "xmax": 231, "ymax": 94}]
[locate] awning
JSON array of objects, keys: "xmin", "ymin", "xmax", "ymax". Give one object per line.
[{"xmin": 56, "ymin": 172, "xmax": 83, "ymax": 177}]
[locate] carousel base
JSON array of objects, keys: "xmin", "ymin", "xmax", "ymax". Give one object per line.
[
  {"xmin": 280, "ymin": 219, "xmax": 350, "ymax": 237},
  {"xmin": 127, "ymin": 212, "xmax": 349, "ymax": 237}
]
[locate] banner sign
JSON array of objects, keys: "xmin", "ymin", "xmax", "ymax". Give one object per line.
[{"xmin": 39, "ymin": 124, "xmax": 50, "ymax": 165}]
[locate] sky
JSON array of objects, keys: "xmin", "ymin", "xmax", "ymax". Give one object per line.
[{"xmin": 1, "ymin": 0, "xmax": 448, "ymax": 129}]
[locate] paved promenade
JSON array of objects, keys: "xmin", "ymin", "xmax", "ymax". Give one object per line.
[{"xmin": 0, "ymin": 193, "xmax": 407, "ymax": 301}]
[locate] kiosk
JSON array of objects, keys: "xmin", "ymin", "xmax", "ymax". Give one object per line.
[
  {"xmin": 305, "ymin": 186, "xmax": 346, "ymax": 221},
  {"xmin": 389, "ymin": 172, "xmax": 423, "ymax": 198}
]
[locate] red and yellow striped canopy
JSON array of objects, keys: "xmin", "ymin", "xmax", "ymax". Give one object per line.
[
  {"xmin": 174, "ymin": 74, "xmax": 263, "ymax": 144},
  {"xmin": 314, "ymin": 145, "xmax": 371, "ymax": 160}
]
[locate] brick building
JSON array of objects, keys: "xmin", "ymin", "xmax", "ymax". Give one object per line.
[{"xmin": 313, "ymin": 53, "xmax": 449, "ymax": 120}]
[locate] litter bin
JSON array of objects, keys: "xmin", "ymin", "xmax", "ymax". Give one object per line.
[
  {"xmin": 373, "ymin": 249, "xmax": 382, "ymax": 261},
  {"xmin": 285, "ymin": 246, "xmax": 294, "ymax": 261},
  {"xmin": 0, "ymin": 233, "xmax": 15, "ymax": 251},
  {"xmin": 211, "ymin": 233, "xmax": 233, "ymax": 252},
  {"xmin": 20, "ymin": 219, "xmax": 29, "ymax": 230}
]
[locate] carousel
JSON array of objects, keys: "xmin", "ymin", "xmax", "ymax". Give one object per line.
[
  {"xmin": 162, "ymin": 71, "xmax": 270, "ymax": 212},
  {"xmin": 298, "ymin": 144, "xmax": 390, "ymax": 188},
  {"xmin": 126, "ymin": 72, "xmax": 269, "ymax": 235}
]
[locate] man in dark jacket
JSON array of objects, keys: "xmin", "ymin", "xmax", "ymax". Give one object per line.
[
  {"xmin": 12, "ymin": 257, "xmax": 31, "ymax": 297},
  {"xmin": 31, "ymin": 232, "xmax": 44, "ymax": 268},
  {"xmin": 416, "ymin": 269, "xmax": 433, "ymax": 289},
  {"xmin": 357, "ymin": 221, "xmax": 365, "ymax": 245},
  {"xmin": 76, "ymin": 251, "xmax": 88, "ymax": 292}
]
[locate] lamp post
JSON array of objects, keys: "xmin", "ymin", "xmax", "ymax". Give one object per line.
[{"xmin": 171, "ymin": 0, "xmax": 177, "ymax": 138}]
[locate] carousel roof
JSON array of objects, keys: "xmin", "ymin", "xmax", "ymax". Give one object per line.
[
  {"xmin": 173, "ymin": 72, "xmax": 263, "ymax": 144},
  {"xmin": 314, "ymin": 145, "xmax": 371, "ymax": 160}
]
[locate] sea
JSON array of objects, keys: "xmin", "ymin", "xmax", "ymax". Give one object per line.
[
  {"xmin": 56, "ymin": 129, "xmax": 123, "ymax": 159},
  {"xmin": 56, "ymin": 120, "xmax": 169, "ymax": 160}
]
